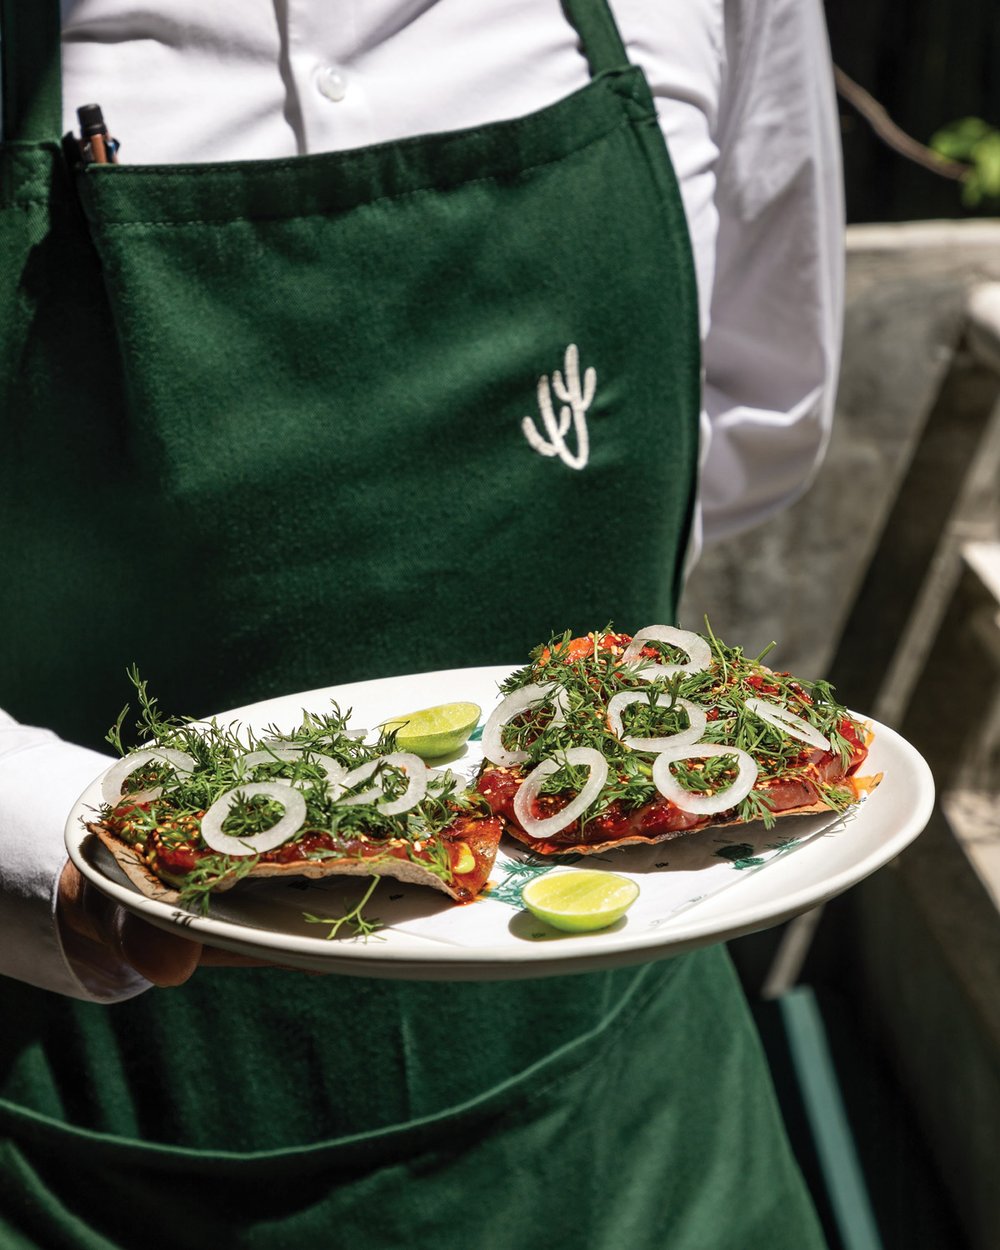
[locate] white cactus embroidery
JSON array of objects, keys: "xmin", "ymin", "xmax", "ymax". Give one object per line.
[{"xmin": 521, "ymin": 343, "xmax": 596, "ymax": 471}]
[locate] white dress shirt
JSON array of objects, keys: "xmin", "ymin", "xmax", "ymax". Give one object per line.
[{"xmin": 1, "ymin": 0, "xmax": 843, "ymax": 998}]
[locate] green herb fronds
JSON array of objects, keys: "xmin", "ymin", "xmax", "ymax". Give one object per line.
[
  {"xmin": 498, "ymin": 623, "xmax": 863, "ymax": 832},
  {"xmin": 303, "ymin": 876, "xmax": 383, "ymax": 940}
]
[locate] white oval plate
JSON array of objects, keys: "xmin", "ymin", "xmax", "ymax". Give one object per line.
[{"xmin": 65, "ymin": 665, "xmax": 934, "ymax": 981}]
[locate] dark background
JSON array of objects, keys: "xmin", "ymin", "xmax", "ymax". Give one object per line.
[{"xmin": 826, "ymin": 0, "xmax": 1000, "ymax": 222}]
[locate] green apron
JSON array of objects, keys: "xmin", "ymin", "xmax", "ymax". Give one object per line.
[{"xmin": 0, "ymin": 3, "xmax": 826, "ymax": 1246}]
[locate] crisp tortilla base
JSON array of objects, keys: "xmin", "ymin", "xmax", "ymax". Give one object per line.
[
  {"xmin": 502, "ymin": 772, "xmax": 883, "ymax": 856},
  {"xmin": 87, "ymin": 822, "xmax": 483, "ymax": 906}
]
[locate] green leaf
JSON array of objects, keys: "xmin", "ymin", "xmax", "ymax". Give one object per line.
[
  {"xmin": 973, "ymin": 133, "xmax": 1000, "ymax": 197},
  {"xmin": 930, "ymin": 115, "xmax": 993, "ymax": 159}
]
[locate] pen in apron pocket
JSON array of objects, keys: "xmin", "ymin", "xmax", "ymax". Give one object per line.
[{"xmin": 74, "ymin": 103, "xmax": 119, "ymax": 164}]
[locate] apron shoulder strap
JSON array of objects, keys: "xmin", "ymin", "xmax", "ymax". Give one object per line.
[
  {"xmin": 560, "ymin": 0, "xmax": 631, "ymax": 77},
  {"xmin": 1, "ymin": 0, "xmax": 62, "ymax": 143}
]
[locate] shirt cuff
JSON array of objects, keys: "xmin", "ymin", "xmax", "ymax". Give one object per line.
[{"xmin": 0, "ymin": 710, "xmax": 151, "ymax": 1002}]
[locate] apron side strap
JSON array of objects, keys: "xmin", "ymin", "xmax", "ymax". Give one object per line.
[
  {"xmin": 560, "ymin": 0, "xmax": 631, "ymax": 77},
  {"xmin": 0, "ymin": 0, "xmax": 63, "ymax": 143}
]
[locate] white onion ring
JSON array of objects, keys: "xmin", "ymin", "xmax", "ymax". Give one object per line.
[
  {"xmin": 482, "ymin": 683, "xmax": 562, "ymax": 766},
  {"xmin": 513, "ymin": 746, "xmax": 609, "ymax": 840},
  {"xmin": 200, "ymin": 781, "xmax": 308, "ymax": 856},
  {"xmin": 622, "ymin": 625, "xmax": 712, "ymax": 682},
  {"xmin": 102, "ymin": 748, "xmax": 197, "ymax": 806},
  {"xmin": 745, "ymin": 697, "xmax": 830, "ymax": 751},
  {"xmin": 337, "ymin": 751, "xmax": 427, "ymax": 816},
  {"xmin": 652, "ymin": 744, "xmax": 758, "ymax": 816},
  {"xmin": 606, "ymin": 692, "xmax": 707, "ymax": 752},
  {"xmin": 550, "ymin": 687, "xmax": 571, "ymax": 727},
  {"xmin": 239, "ymin": 746, "xmax": 348, "ymax": 789}
]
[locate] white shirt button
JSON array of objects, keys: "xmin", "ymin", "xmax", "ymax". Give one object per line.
[{"xmin": 316, "ymin": 66, "xmax": 348, "ymax": 103}]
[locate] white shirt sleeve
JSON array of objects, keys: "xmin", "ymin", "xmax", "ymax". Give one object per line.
[
  {"xmin": 0, "ymin": 712, "xmax": 149, "ymax": 1000},
  {"xmin": 696, "ymin": 0, "xmax": 844, "ymax": 544}
]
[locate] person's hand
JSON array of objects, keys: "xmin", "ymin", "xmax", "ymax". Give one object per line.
[{"xmin": 57, "ymin": 860, "xmax": 269, "ymax": 986}]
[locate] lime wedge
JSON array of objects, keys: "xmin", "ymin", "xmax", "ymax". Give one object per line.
[
  {"xmin": 521, "ymin": 870, "xmax": 639, "ymax": 933},
  {"xmin": 380, "ymin": 701, "xmax": 481, "ymax": 761}
]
